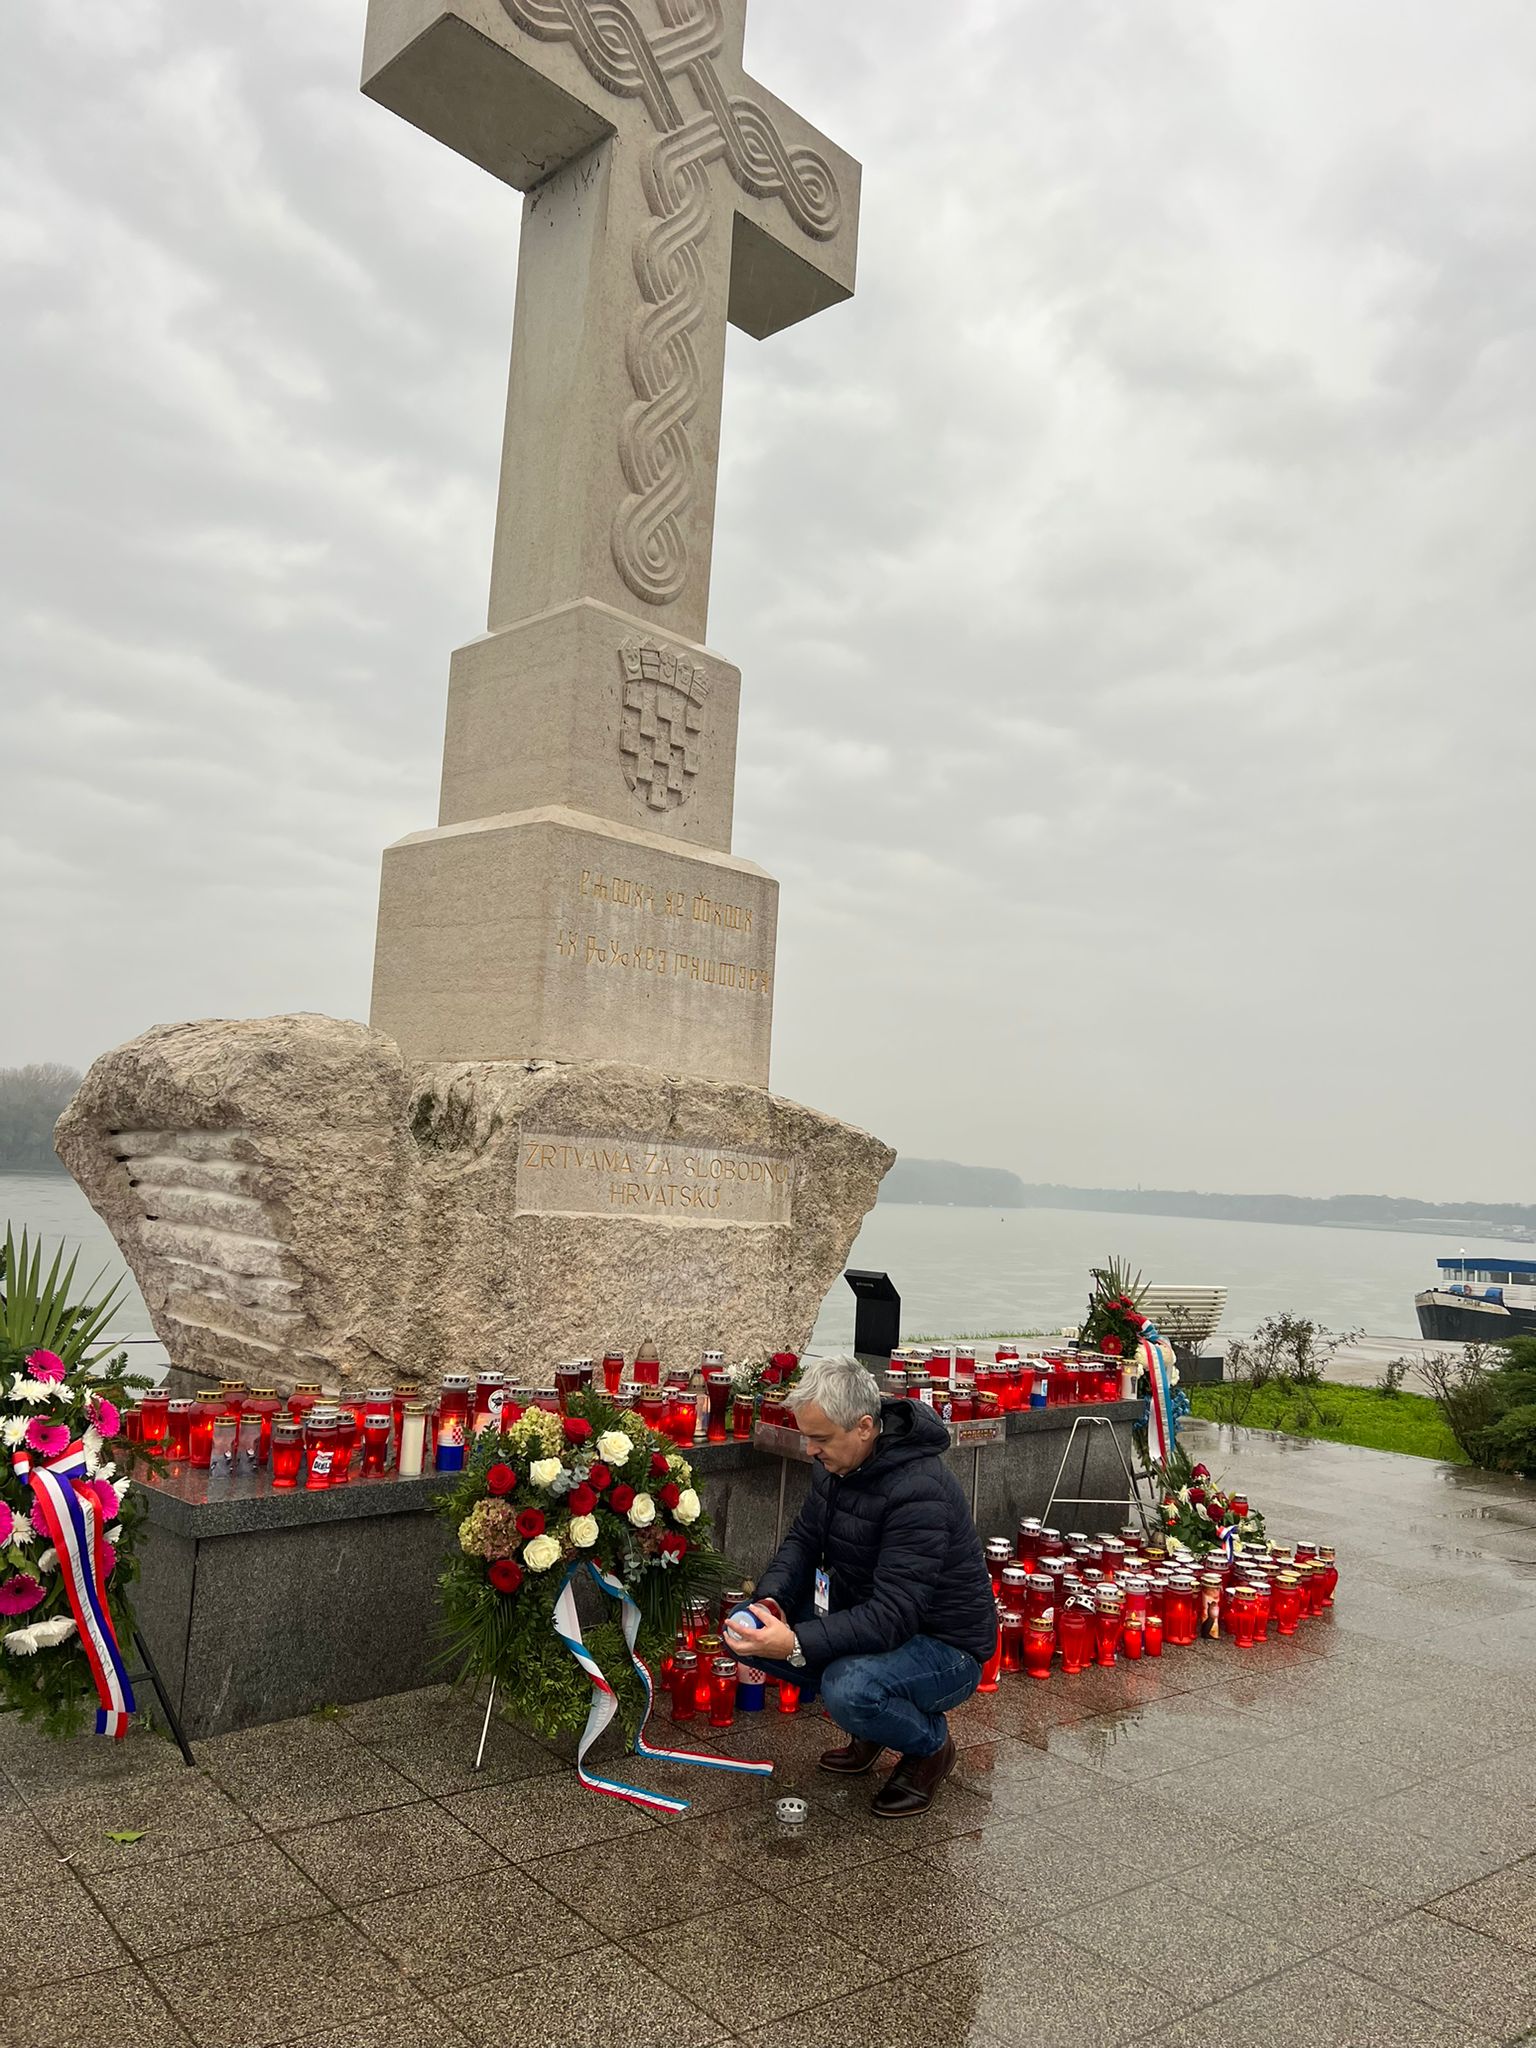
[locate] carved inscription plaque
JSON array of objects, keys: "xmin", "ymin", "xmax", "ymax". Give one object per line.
[{"xmin": 516, "ymin": 1131, "xmax": 795, "ymax": 1226}]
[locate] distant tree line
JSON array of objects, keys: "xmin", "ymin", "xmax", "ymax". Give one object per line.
[
  {"xmin": 0, "ymin": 1066, "xmax": 82, "ymax": 1171},
  {"xmin": 879, "ymin": 1158, "xmax": 1534, "ymax": 1239}
]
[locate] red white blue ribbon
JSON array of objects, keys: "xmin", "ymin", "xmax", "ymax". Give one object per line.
[
  {"xmin": 552, "ymin": 1559, "xmax": 773, "ymax": 1815},
  {"xmin": 1143, "ymin": 1336, "xmax": 1177, "ymax": 1467},
  {"xmin": 11, "ymin": 1440, "xmax": 135, "ymax": 1738}
]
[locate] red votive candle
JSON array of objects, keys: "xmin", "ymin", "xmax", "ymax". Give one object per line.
[
  {"xmin": 704, "ymin": 1372, "xmax": 730, "ymax": 1443},
  {"xmin": 189, "ymin": 1391, "xmax": 221, "ymax": 1469},
  {"xmin": 1057, "ymin": 1602, "xmax": 1094, "ymax": 1676},
  {"xmin": 1022, "ymin": 1616, "xmax": 1055, "ymax": 1681},
  {"xmin": 1230, "ymin": 1585, "xmax": 1260, "ymax": 1649},
  {"xmin": 270, "ymin": 1419, "xmax": 302, "ymax": 1487},
  {"xmin": 288, "ymin": 1384, "xmax": 322, "ymax": 1420},
  {"xmin": 1273, "ymin": 1573, "xmax": 1303, "ymax": 1635},
  {"xmin": 122, "ymin": 1404, "xmax": 144, "ymax": 1444},
  {"xmin": 362, "ymin": 1406, "xmax": 391, "ymax": 1474},
  {"xmin": 1317, "ymin": 1547, "xmax": 1338, "ymax": 1607},
  {"xmin": 777, "ymin": 1680, "xmax": 801, "ymax": 1715},
  {"xmin": 1094, "ymin": 1594, "xmax": 1123, "ymax": 1668},
  {"xmin": 246, "ymin": 1391, "xmax": 281, "ymax": 1465},
  {"xmin": 330, "ymin": 1411, "xmax": 357, "ymax": 1486},
  {"xmin": 634, "ymin": 1342, "xmax": 661, "ymax": 1387},
  {"xmin": 435, "ymin": 1374, "xmax": 471, "ymax": 1472},
  {"xmin": 998, "ymin": 1610, "xmax": 1024, "ymax": 1674},
  {"xmin": 219, "ymin": 1379, "xmax": 249, "ymax": 1420},
  {"xmin": 553, "ymin": 1363, "xmax": 584, "ymax": 1416},
  {"xmin": 636, "ymin": 1389, "xmax": 665, "ymax": 1432},
  {"xmin": 139, "ymin": 1388, "xmax": 170, "ymax": 1446},
  {"xmin": 166, "ymin": 1397, "xmax": 193, "ymax": 1460},
  {"xmin": 709, "ymin": 1656, "xmax": 738, "ymax": 1728},
  {"xmin": 978, "ymin": 1625, "xmax": 1003, "ymax": 1694},
  {"xmin": 669, "ymin": 1650, "xmax": 699, "ymax": 1723},
  {"xmin": 732, "ymin": 1394, "xmax": 754, "ymax": 1439},
  {"xmin": 985, "ymin": 1538, "xmax": 1013, "ymax": 1592},
  {"xmin": 602, "ymin": 1352, "xmax": 625, "ymax": 1397},
  {"xmin": 1143, "ymin": 1611, "xmax": 1164, "ymax": 1657}
]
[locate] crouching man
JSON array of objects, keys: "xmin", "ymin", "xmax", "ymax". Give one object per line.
[{"xmin": 722, "ymin": 1353, "xmax": 997, "ymax": 1817}]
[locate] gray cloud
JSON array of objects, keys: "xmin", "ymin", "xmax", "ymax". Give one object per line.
[{"xmin": 4, "ymin": 0, "xmax": 1533, "ymax": 1200}]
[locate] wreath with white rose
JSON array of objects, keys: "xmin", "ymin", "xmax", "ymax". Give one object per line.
[{"xmin": 435, "ymin": 1388, "xmax": 730, "ymax": 1741}]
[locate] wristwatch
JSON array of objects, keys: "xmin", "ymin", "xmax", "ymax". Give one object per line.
[{"xmin": 787, "ymin": 1632, "xmax": 807, "ymax": 1669}]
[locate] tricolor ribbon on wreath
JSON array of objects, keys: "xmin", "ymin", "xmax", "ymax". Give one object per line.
[
  {"xmin": 552, "ymin": 1559, "xmax": 773, "ymax": 1814},
  {"xmin": 1141, "ymin": 1328, "xmax": 1179, "ymax": 1468},
  {"xmin": 10, "ymin": 1439, "xmax": 135, "ymax": 1737}
]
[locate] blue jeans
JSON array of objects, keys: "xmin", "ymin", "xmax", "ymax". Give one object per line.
[{"xmin": 746, "ymin": 1623, "xmax": 981, "ymax": 1758}]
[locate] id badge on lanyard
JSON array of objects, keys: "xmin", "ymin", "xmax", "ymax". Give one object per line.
[{"xmin": 814, "ymin": 1568, "xmax": 831, "ymax": 1616}]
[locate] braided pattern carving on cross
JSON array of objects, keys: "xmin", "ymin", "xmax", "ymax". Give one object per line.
[{"xmin": 363, "ymin": 0, "xmax": 860, "ymax": 645}]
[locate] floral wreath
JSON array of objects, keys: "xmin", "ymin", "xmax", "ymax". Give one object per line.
[{"xmin": 436, "ymin": 1388, "xmax": 730, "ymax": 1742}]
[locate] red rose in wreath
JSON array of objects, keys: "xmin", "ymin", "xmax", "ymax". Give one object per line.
[
  {"xmin": 659, "ymin": 1530, "xmax": 688, "ymax": 1560},
  {"xmin": 563, "ymin": 1416, "xmax": 593, "ymax": 1444},
  {"xmin": 657, "ymin": 1481, "xmax": 682, "ymax": 1511},
  {"xmin": 515, "ymin": 1508, "xmax": 546, "ymax": 1539},
  {"xmin": 485, "ymin": 1463, "xmax": 517, "ymax": 1496},
  {"xmin": 566, "ymin": 1484, "xmax": 597, "ymax": 1516},
  {"xmin": 488, "ymin": 1559, "xmax": 523, "ymax": 1595},
  {"xmin": 1101, "ymin": 1334, "xmax": 1123, "ymax": 1357},
  {"xmin": 610, "ymin": 1482, "xmax": 636, "ymax": 1512},
  {"xmin": 588, "ymin": 1462, "xmax": 612, "ymax": 1491},
  {"xmin": 1191, "ymin": 1463, "xmax": 1211, "ymax": 1481},
  {"xmin": 649, "ymin": 1451, "xmax": 671, "ymax": 1479}
]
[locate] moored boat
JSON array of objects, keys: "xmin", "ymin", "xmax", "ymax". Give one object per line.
[{"xmin": 1416, "ymin": 1256, "xmax": 1536, "ymax": 1343}]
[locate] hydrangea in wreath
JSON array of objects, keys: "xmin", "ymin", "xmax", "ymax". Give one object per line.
[
  {"xmin": 1, "ymin": 1230, "xmax": 157, "ymax": 1739},
  {"xmin": 436, "ymin": 1387, "xmax": 772, "ymax": 1811}
]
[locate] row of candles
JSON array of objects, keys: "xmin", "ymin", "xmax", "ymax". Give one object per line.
[
  {"xmin": 880, "ymin": 1345, "xmax": 1138, "ymax": 1417},
  {"xmin": 120, "ymin": 1350, "xmax": 803, "ymax": 1490},
  {"xmin": 978, "ymin": 1519, "xmax": 1339, "ymax": 1681},
  {"xmin": 657, "ymin": 1525, "xmax": 1340, "ymax": 1732}
]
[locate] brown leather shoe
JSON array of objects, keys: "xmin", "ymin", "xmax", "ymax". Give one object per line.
[
  {"xmin": 817, "ymin": 1736, "xmax": 885, "ymax": 1776},
  {"xmin": 870, "ymin": 1735, "xmax": 956, "ymax": 1818}
]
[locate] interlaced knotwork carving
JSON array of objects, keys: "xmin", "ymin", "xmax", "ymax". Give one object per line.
[{"xmin": 498, "ymin": 0, "xmax": 843, "ymax": 606}]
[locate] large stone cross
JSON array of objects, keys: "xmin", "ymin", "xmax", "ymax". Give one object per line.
[
  {"xmin": 363, "ymin": 0, "xmax": 860, "ymax": 645},
  {"xmin": 362, "ymin": 1, "xmax": 859, "ymax": 1085}
]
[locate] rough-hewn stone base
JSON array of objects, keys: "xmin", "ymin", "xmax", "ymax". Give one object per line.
[{"xmin": 56, "ymin": 1014, "xmax": 893, "ymax": 1391}]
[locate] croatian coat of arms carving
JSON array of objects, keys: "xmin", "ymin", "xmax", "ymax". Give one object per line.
[{"xmin": 618, "ymin": 638, "xmax": 713, "ymax": 811}]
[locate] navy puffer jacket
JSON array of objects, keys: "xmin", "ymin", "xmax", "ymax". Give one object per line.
[{"xmin": 753, "ymin": 1399, "xmax": 998, "ymax": 1670}]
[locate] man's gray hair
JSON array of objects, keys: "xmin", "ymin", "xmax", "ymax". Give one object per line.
[{"xmin": 791, "ymin": 1354, "xmax": 882, "ymax": 1430}]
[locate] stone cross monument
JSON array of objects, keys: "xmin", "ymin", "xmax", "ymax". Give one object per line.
[
  {"xmin": 56, "ymin": 0, "xmax": 893, "ymax": 1390},
  {"xmin": 365, "ymin": 0, "xmax": 859, "ymax": 1087}
]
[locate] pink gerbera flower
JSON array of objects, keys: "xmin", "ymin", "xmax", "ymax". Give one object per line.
[
  {"xmin": 24, "ymin": 1419, "xmax": 70, "ymax": 1459},
  {"xmin": 0, "ymin": 1502, "xmax": 12, "ymax": 1545},
  {"xmin": 89, "ymin": 1397, "xmax": 121, "ymax": 1438},
  {"xmin": 89, "ymin": 1480, "xmax": 120, "ymax": 1523},
  {"xmin": 0, "ymin": 1573, "xmax": 45, "ymax": 1616},
  {"xmin": 24, "ymin": 1350, "xmax": 66, "ymax": 1383}
]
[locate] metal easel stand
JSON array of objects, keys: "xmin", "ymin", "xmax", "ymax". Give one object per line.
[
  {"xmin": 474, "ymin": 1676, "xmax": 499, "ymax": 1771},
  {"xmin": 1042, "ymin": 1414, "xmax": 1160, "ymax": 1533},
  {"xmin": 126, "ymin": 1627, "xmax": 197, "ymax": 1766}
]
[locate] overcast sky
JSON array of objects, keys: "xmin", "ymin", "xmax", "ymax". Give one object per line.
[{"xmin": 5, "ymin": 1, "xmax": 1533, "ymax": 1201}]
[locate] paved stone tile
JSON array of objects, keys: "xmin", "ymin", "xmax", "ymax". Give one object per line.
[
  {"xmin": 199, "ymin": 1719, "xmax": 421, "ymax": 1830},
  {"xmin": 0, "ymin": 1962, "xmax": 194, "ymax": 2046},
  {"xmin": 1366, "ymin": 1780, "xmax": 1536, "ymax": 1865},
  {"xmin": 277, "ymin": 1797, "xmax": 506, "ymax": 1903},
  {"xmin": 143, "ymin": 1912, "xmax": 417, "ymax": 2048},
  {"xmin": 1039, "ymin": 1783, "xmax": 1254, "ymax": 1870},
  {"xmin": 26, "ymin": 1767, "xmax": 256, "ymax": 1873},
  {"xmin": 650, "ymin": 1795, "xmax": 905, "ymax": 1893},
  {"xmin": 1280, "ymin": 1804, "xmax": 1520, "ymax": 1904},
  {"xmin": 924, "ymin": 1821, "xmax": 1145, "ymax": 1918},
  {"xmin": 951, "ymin": 1736, "xmax": 1102, "ymax": 1821},
  {"xmin": 271, "ymin": 2005, "xmax": 471, "ymax": 2048},
  {"xmin": 1145, "ymin": 1957, "xmax": 1502, "ymax": 2047},
  {"xmin": 81, "ymin": 1835, "xmax": 330, "ymax": 1958},
  {"xmin": 5, "ymin": 1723, "xmax": 192, "ymax": 1796},
  {"xmin": 0, "ymin": 1862, "xmax": 127, "ymax": 1990},
  {"xmin": 1431, "ymin": 1858, "xmax": 1536, "ymax": 1951},
  {"xmin": 1039, "ymin": 1692, "xmax": 1284, "ymax": 1778},
  {"xmin": 351, "ymin": 1863, "xmax": 592, "ymax": 1982},
  {"xmin": 1169, "ymin": 1842, "xmax": 1400, "ymax": 1952},
  {"xmin": 791, "ymin": 1850, "xmax": 1015, "ymax": 1968},
  {"xmin": 1339, "ymin": 1907, "xmax": 1536, "ymax": 2039},
  {"xmin": 1428, "ymin": 1745, "xmax": 1536, "ymax": 1809},
  {"xmin": 1060, "ymin": 1880, "xmax": 1306, "ymax": 2003},
  {"xmin": 454, "ymin": 1943, "xmax": 722, "ymax": 2047},
  {"xmin": 343, "ymin": 1699, "xmax": 565, "ymax": 1798},
  {"xmin": 627, "ymin": 1894, "xmax": 886, "ymax": 2030},
  {"xmin": 738, "ymin": 1967, "xmax": 1003, "ymax": 2048},
  {"xmin": 522, "ymin": 1829, "xmax": 771, "ymax": 1937},
  {"xmin": 912, "ymin": 1930, "xmax": 1184, "ymax": 2047},
  {"xmin": 804, "ymin": 1766, "xmax": 997, "ymax": 1845},
  {"xmin": 442, "ymin": 1767, "xmax": 656, "ymax": 1860},
  {"xmin": 1144, "ymin": 1748, "xmax": 1341, "ymax": 1837}
]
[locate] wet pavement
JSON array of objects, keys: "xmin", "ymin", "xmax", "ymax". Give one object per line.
[{"xmin": 5, "ymin": 1419, "xmax": 1536, "ymax": 2047}]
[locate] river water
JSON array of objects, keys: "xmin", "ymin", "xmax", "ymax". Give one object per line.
[{"xmin": 2, "ymin": 1169, "xmax": 1507, "ymax": 1368}]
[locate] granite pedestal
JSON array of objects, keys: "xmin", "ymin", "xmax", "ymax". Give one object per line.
[{"xmin": 133, "ymin": 1404, "xmax": 1143, "ymax": 1738}]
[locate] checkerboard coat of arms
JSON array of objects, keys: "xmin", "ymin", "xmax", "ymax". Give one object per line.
[{"xmin": 618, "ymin": 637, "xmax": 713, "ymax": 811}]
